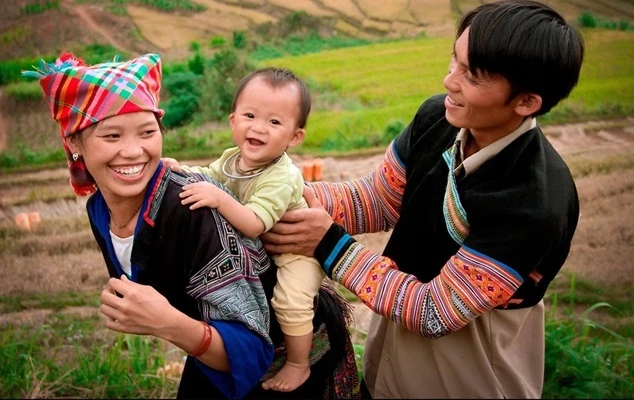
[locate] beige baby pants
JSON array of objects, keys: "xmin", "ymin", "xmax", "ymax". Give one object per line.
[{"xmin": 271, "ymin": 253, "xmax": 326, "ymax": 336}]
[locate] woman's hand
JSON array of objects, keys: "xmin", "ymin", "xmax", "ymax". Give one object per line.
[
  {"xmin": 261, "ymin": 187, "xmax": 333, "ymax": 257},
  {"xmin": 101, "ymin": 276, "xmax": 230, "ymax": 370},
  {"xmin": 100, "ymin": 275, "xmax": 174, "ymax": 336}
]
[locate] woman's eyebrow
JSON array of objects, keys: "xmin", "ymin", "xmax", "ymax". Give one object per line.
[{"xmin": 101, "ymin": 121, "xmax": 158, "ymax": 130}]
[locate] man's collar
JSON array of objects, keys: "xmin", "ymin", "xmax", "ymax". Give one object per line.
[{"xmin": 454, "ymin": 117, "xmax": 537, "ymax": 177}]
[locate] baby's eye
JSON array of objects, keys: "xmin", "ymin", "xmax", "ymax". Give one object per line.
[
  {"xmin": 270, "ymin": 119, "xmax": 280, "ymax": 125},
  {"xmin": 245, "ymin": 113, "xmax": 254, "ymax": 118}
]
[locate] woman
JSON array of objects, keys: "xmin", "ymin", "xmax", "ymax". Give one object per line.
[{"xmin": 24, "ymin": 53, "xmax": 359, "ymax": 398}]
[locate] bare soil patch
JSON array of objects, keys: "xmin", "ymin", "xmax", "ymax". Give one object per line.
[
  {"xmin": 1, "ymin": 0, "xmax": 632, "ymax": 62},
  {"xmin": 0, "ymin": 118, "xmax": 634, "ymax": 295},
  {"xmin": 69, "ymin": 3, "xmax": 134, "ymax": 55},
  {"xmin": 0, "ymin": 119, "xmax": 632, "ymax": 331}
]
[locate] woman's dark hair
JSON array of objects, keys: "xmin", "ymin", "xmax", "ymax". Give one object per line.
[
  {"xmin": 457, "ymin": 0, "xmax": 584, "ymax": 116},
  {"xmin": 231, "ymin": 67, "xmax": 312, "ymax": 128}
]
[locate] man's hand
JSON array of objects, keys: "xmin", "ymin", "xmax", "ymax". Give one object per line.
[
  {"xmin": 180, "ymin": 181, "xmax": 227, "ymax": 210},
  {"xmin": 261, "ymin": 187, "xmax": 333, "ymax": 257}
]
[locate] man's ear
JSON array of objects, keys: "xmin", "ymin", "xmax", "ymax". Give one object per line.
[
  {"xmin": 287, "ymin": 128, "xmax": 305, "ymax": 149},
  {"xmin": 514, "ymin": 93, "xmax": 542, "ymax": 117}
]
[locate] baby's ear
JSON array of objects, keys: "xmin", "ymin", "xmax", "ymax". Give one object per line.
[{"xmin": 288, "ymin": 128, "xmax": 305, "ymax": 148}]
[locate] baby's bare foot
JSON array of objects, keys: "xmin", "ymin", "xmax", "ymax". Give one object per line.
[{"xmin": 261, "ymin": 361, "xmax": 310, "ymax": 392}]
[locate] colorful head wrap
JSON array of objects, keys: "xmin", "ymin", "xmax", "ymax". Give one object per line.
[{"xmin": 23, "ymin": 53, "xmax": 164, "ymax": 196}]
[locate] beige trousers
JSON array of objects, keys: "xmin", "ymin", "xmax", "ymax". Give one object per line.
[
  {"xmin": 271, "ymin": 253, "xmax": 326, "ymax": 336},
  {"xmin": 364, "ymin": 301, "xmax": 546, "ymax": 398}
]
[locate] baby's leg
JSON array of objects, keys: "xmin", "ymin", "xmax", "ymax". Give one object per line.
[
  {"xmin": 262, "ymin": 332, "xmax": 313, "ymax": 391},
  {"xmin": 262, "ymin": 254, "xmax": 325, "ymax": 392}
]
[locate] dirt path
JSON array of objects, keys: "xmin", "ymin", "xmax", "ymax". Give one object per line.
[{"xmin": 62, "ymin": 1, "xmax": 132, "ymax": 55}]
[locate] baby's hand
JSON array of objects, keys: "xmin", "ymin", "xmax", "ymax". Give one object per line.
[
  {"xmin": 180, "ymin": 181, "xmax": 227, "ymax": 210},
  {"xmin": 162, "ymin": 157, "xmax": 182, "ymax": 172}
]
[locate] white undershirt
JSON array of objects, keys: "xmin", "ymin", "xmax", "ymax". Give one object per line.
[{"xmin": 110, "ymin": 230, "xmax": 134, "ymax": 277}]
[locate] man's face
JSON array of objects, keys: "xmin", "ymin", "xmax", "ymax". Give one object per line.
[{"xmin": 443, "ymin": 27, "xmax": 525, "ymax": 140}]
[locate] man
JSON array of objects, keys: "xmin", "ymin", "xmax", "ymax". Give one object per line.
[{"xmin": 262, "ymin": 1, "xmax": 584, "ymax": 398}]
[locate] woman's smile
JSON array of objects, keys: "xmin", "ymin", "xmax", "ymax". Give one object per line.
[{"xmin": 110, "ymin": 163, "xmax": 146, "ymax": 179}]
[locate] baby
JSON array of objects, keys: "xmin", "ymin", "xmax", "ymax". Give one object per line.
[{"xmin": 165, "ymin": 67, "xmax": 325, "ymax": 392}]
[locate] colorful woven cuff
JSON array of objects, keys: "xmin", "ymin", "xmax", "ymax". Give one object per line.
[{"xmin": 314, "ymin": 223, "xmax": 355, "ymax": 277}]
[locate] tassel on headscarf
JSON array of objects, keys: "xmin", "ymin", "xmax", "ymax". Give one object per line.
[{"xmin": 21, "ymin": 52, "xmax": 87, "ymax": 79}]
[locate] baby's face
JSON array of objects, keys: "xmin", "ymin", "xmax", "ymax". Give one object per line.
[{"xmin": 229, "ymin": 78, "xmax": 305, "ymax": 170}]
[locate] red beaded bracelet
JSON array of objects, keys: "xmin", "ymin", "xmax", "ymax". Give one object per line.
[{"xmin": 189, "ymin": 321, "xmax": 212, "ymax": 357}]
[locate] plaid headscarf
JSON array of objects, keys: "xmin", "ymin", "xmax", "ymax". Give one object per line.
[{"xmin": 23, "ymin": 53, "xmax": 164, "ymax": 196}]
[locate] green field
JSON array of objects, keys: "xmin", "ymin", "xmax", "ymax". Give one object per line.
[
  {"xmin": 255, "ymin": 29, "xmax": 634, "ymax": 152},
  {"xmin": 2, "ymin": 28, "xmax": 633, "ymax": 167}
]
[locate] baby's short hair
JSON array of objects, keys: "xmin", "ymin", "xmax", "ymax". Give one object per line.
[{"xmin": 232, "ymin": 67, "xmax": 312, "ymax": 128}]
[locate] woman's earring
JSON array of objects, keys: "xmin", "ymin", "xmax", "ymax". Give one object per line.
[{"xmin": 72, "ymin": 153, "xmax": 79, "ymax": 161}]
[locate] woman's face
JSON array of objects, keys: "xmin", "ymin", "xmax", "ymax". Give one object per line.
[{"xmin": 69, "ymin": 111, "xmax": 162, "ymax": 205}]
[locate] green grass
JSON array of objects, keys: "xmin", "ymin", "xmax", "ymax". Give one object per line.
[
  {"xmin": 85, "ymin": 0, "xmax": 204, "ymax": 13},
  {"xmin": 0, "ymin": 291, "xmax": 101, "ymax": 314},
  {"xmin": 0, "ymin": 320, "xmax": 179, "ymax": 398},
  {"xmin": 0, "ymin": 262, "xmax": 630, "ymax": 398},
  {"xmin": 250, "ymin": 33, "xmax": 372, "ymax": 62},
  {"xmin": 3, "ymin": 80, "xmax": 42, "ymax": 100},
  {"xmin": 2, "ymin": 285, "xmax": 630, "ymax": 398},
  {"xmin": 542, "ymin": 285, "xmax": 634, "ymax": 398}
]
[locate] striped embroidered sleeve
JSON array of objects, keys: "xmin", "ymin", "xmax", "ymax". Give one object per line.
[
  {"xmin": 314, "ymin": 225, "xmax": 524, "ymax": 338},
  {"xmin": 308, "ymin": 141, "xmax": 406, "ymax": 235}
]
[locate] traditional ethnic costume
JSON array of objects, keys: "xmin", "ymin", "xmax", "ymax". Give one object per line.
[
  {"xmin": 25, "ymin": 53, "xmax": 274, "ymax": 397},
  {"xmin": 310, "ymin": 94, "xmax": 579, "ymax": 398},
  {"xmin": 89, "ymin": 162, "xmax": 274, "ymax": 397},
  {"xmin": 25, "ymin": 53, "xmax": 360, "ymax": 399}
]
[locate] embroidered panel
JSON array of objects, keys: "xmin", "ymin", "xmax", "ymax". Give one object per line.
[
  {"xmin": 442, "ymin": 144, "xmax": 470, "ymax": 245},
  {"xmin": 169, "ymin": 171, "xmax": 272, "ymax": 342},
  {"xmin": 185, "ymin": 208, "xmax": 271, "ymax": 341}
]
